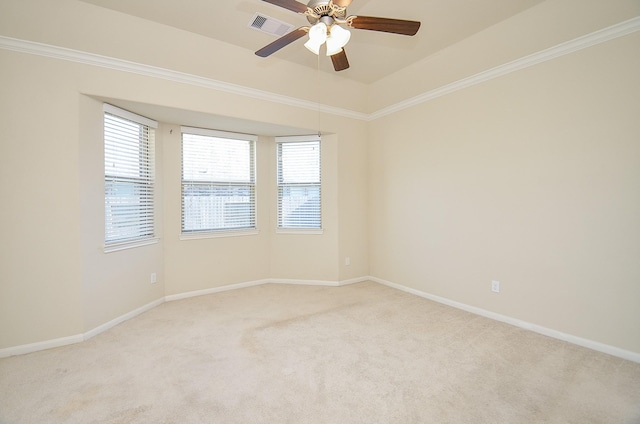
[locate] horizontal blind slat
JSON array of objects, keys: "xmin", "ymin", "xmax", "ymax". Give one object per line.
[
  {"xmin": 277, "ymin": 139, "xmax": 321, "ymax": 229},
  {"xmin": 181, "ymin": 130, "xmax": 256, "ymax": 233},
  {"xmin": 104, "ymin": 107, "xmax": 155, "ymax": 245}
]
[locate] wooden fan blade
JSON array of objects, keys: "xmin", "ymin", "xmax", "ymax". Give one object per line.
[
  {"xmin": 332, "ymin": 0, "xmax": 353, "ymax": 7},
  {"xmin": 331, "ymin": 49, "xmax": 350, "ymax": 71},
  {"xmin": 348, "ymin": 16, "xmax": 421, "ymax": 36},
  {"xmin": 262, "ymin": 0, "xmax": 309, "ymax": 14},
  {"xmin": 255, "ymin": 28, "xmax": 308, "ymax": 57}
]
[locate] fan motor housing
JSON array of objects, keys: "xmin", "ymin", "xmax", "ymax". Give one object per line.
[{"xmin": 306, "ymin": 0, "xmax": 347, "ymax": 25}]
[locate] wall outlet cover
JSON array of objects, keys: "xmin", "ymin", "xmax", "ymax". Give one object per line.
[{"xmin": 491, "ymin": 280, "xmax": 500, "ymax": 293}]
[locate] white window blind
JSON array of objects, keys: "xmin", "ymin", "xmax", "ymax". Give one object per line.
[
  {"xmin": 181, "ymin": 127, "xmax": 257, "ymax": 234},
  {"xmin": 104, "ymin": 104, "xmax": 157, "ymax": 246},
  {"xmin": 276, "ymin": 136, "xmax": 321, "ymax": 229}
]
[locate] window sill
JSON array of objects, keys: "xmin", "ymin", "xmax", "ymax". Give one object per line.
[
  {"xmin": 276, "ymin": 228, "xmax": 324, "ymax": 235},
  {"xmin": 180, "ymin": 229, "xmax": 259, "ymax": 240},
  {"xmin": 104, "ymin": 237, "xmax": 159, "ymax": 253}
]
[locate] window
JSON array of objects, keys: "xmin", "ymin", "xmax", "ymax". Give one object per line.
[
  {"xmin": 104, "ymin": 104, "xmax": 157, "ymax": 249},
  {"xmin": 181, "ymin": 127, "xmax": 257, "ymax": 236},
  {"xmin": 276, "ymin": 136, "xmax": 321, "ymax": 230}
]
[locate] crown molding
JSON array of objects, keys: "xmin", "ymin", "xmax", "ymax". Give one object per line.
[
  {"xmin": 369, "ymin": 16, "xmax": 640, "ymax": 120},
  {"xmin": 0, "ymin": 35, "xmax": 368, "ymax": 121},
  {"xmin": 1, "ymin": 16, "xmax": 638, "ymax": 122}
]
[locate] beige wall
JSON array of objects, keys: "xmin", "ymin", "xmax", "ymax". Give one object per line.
[
  {"xmin": 0, "ymin": 50, "xmax": 367, "ymax": 348},
  {"xmin": 337, "ymin": 118, "xmax": 370, "ymax": 282},
  {"xmin": 78, "ymin": 96, "xmax": 165, "ymax": 331},
  {"xmin": 162, "ymin": 128, "xmax": 272, "ymax": 296},
  {"xmin": 0, "ymin": 0, "xmax": 369, "ymax": 350},
  {"xmin": 1, "ymin": 0, "xmax": 638, "ymax": 358},
  {"xmin": 268, "ymin": 133, "xmax": 339, "ymax": 282},
  {"xmin": 0, "ymin": 51, "xmax": 84, "ymax": 348},
  {"xmin": 368, "ymin": 31, "xmax": 640, "ymax": 353}
]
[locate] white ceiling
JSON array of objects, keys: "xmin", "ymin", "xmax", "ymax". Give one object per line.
[{"xmin": 80, "ymin": 0, "xmax": 545, "ymax": 84}]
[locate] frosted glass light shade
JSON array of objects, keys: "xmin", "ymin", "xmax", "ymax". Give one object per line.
[
  {"xmin": 304, "ymin": 22, "xmax": 327, "ymax": 55},
  {"xmin": 325, "ymin": 37, "xmax": 343, "ymax": 56},
  {"xmin": 304, "ymin": 38, "xmax": 324, "ymax": 55},
  {"xmin": 325, "ymin": 24, "xmax": 351, "ymax": 56}
]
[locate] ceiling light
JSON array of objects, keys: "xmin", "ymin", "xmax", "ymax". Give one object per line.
[
  {"xmin": 325, "ymin": 24, "xmax": 351, "ymax": 56},
  {"xmin": 304, "ymin": 22, "xmax": 328, "ymax": 55}
]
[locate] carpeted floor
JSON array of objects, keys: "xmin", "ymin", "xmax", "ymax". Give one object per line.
[{"xmin": 1, "ymin": 281, "xmax": 639, "ymax": 423}]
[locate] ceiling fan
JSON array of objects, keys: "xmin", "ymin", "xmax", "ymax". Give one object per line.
[{"xmin": 255, "ymin": 0, "xmax": 421, "ymax": 72}]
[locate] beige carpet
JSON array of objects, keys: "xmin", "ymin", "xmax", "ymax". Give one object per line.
[{"xmin": 1, "ymin": 282, "xmax": 639, "ymax": 423}]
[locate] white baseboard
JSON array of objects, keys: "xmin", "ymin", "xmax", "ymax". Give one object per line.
[
  {"xmin": 164, "ymin": 278, "xmax": 368, "ymax": 301},
  {"xmin": 268, "ymin": 276, "xmax": 369, "ymax": 287},
  {"xmin": 0, "ymin": 298, "xmax": 165, "ymax": 358},
  {"xmin": 83, "ymin": 298, "xmax": 165, "ymax": 341},
  {"xmin": 1, "ymin": 277, "xmax": 367, "ymax": 357},
  {"xmin": 5, "ymin": 275, "xmax": 636, "ymax": 363},
  {"xmin": 0, "ymin": 334, "xmax": 84, "ymax": 358},
  {"xmin": 164, "ymin": 279, "xmax": 270, "ymax": 302},
  {"xmin": 369, "ymin": 276, "xmax": 640, "ymax": 363},
  {"xmin": 269, "ymin": 278, "xmax": 342, "ymax": 287},
  {"xmin": 339, "ymin": 276, "xmax": 370, "ymax": 286}
]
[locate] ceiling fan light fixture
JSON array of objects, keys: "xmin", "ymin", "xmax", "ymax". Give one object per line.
[
  {"xmin": 304, "ymin": 22, "xmax": 328, "ymax": 55},
  {"xmin": 325, "ymin": 24, "xmax": 350, "ymax": 56},
  {"xmin": 256, "ymin": 0, "xmax": 421, "ymax": 72}
]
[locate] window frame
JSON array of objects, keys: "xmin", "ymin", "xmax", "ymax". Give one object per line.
[
  {"xmin": 180, "ymin": 126, "xmax": 258, "ymax": 240},
  {"xmin": 103, "ymin": 104, "xmax": 158, "ymax": 253},
  {"xmin": 276, "ymin": 135, "xmax": 322, "ymax": 234}
]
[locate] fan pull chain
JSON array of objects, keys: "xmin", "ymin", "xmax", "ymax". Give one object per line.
[{"xmin": 316, "ymin": 51, "xmax": 321, "ymax": 137}]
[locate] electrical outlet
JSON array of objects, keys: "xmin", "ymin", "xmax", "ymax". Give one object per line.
[
  {"xmin": 491, "ymin": 280, "xmax": 500, "ymax": 293},
  {"xmin": 151, "ymin": 273, "xmax": 157, "ymax": 284},
  {"xmin": 345, "ymin": 257, "xmax": 351, "ymax": 266}
]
